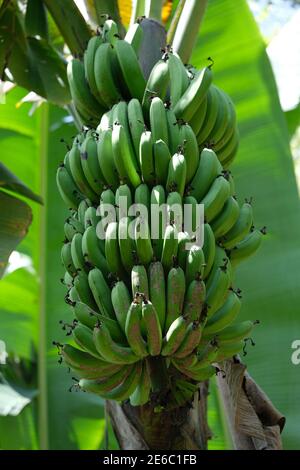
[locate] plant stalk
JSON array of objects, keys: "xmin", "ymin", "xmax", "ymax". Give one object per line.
[
  {"xmin": 93, "ymin": 0, "xmax": 126, "ymax": 37},
  {"xmin": 171, "ymin": 0, "xmax": 208, "ymax": 64},
  {"xmin": 144, "ymin": 0, "xmax": 164, "ymax": 23}
]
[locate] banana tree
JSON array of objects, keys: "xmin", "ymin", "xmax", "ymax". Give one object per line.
[{"xmin": 1, "ymin": 0, "xmax": 298, "ymax": 450}]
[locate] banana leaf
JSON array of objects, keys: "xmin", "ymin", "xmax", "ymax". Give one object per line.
[{"xmin": 191, "ymin": 0, "xmax": 300, "ymax": 449}]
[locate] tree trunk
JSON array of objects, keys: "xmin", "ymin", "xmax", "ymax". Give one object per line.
[{"xmin": 106, "ymin": 358, "xmax": 285, "ymax": 450}]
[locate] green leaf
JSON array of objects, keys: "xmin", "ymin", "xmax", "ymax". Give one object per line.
[
  {"xmin": 0, "ymin": 192, "xmax": 32, "ymax": 278},
  {"xmin": 285, "ymin": 103, "xmax": 300, "ymax": 138},
  {"xmin": 25, "ymin": 0, "xmax": 49, "ymax": 40},
  {"xmin": 192, "ymin": 0, "xmax": 300, "ymax": 449},
  {"xmin": 0, "ymin": 162, "xmax": 43, "ymax": 204}
]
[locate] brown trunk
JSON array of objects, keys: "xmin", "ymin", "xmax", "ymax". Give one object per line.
[{"xmin": 106, "ymin": 358, "xmax": 285, "ymax": 450}]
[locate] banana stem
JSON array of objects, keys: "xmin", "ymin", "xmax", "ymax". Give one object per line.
[
  {"xmin": 145, "ymin": 0, "xmax": 164, "ymax": 22},
  {"xmin": 166, "ymin": 0, "xmax": 186, "ymax": 45},
  {"xmin": 171, "ymin": 0, "xmax": 208, "ymax": 64},
  {"xmin": 146, "ymin": 356, "xmax": 169, "ymax": 393},
  {"xmin": 42, "ymin": 0, "xmax": 91, "ymax": 56}
]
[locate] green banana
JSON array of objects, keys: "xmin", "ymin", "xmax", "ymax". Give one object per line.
[
  {"xmin": 185, "ymin": 246, "xmax": 205, "ymax": 286},
  {"xmin": 167, "ymin": 51, "xmax": 190, "ymax": 107},
  {"xmin": 125, "ymin": 299, "xmax": 148, "ymax": 357},
  {"xmin": 161, "ymin": 224, "xmax": 178, "ymax": 271},
  {"xmin": 115, "ymin": 184, "xmax": 132, "ymax": 220},
  {"xmin": 215, "ymin": 340, "xmax": 244, "ymax": 362},
  {"xmin": 72, "ymin": 323, "xmax": 102, "ymax": 359},
  {"xmin": 221, "ymin": 201, "xmax": 253, "ymax": 249},
  {"xmin": 130, "ymin": 361, "xmax": 151, "ymax": 406},
  {"xmin": 112, "ymin": 123, "xmax": 141, "ymax": 187},
  {"xmin": 111, "ymin": 280, "xmax": 131, "ymax": 332},
  {"xmin": 80, "ymin": 134, "xmax": 105, "ymax": 195},
  {"xmin": 172, "ymin": 359, "xmax": 216, "ymax": 382},
  {"xmin": 189, "ymin": 94, "xmax": 208, "ymax": 136},
  {"xmin": 142, "ymin": 298, "xmax": 162, "ymax": 356},
  {"xmin": 177, "ymin": 231, "xmax": 191, "ymax": 269},
  {"xmin": 205, "ymin": 265, "xmax": 231, "ymax": 318},
  {"xmin": 202, "ymin": 223, "xmax": 216, "ymax": 279},
  {"xmin": 102, "ymin": 18, "xmax": 119, "ymax": 45},
  {"xmin": 83, "ymin": 35, "xmax": 105, "ymax": 105},
  {"xmin": 148, "ymin": 261, "xmax": 166, "ymax": 330},
  {"xmin": 153, "ymin": 139, "xmax": 171, "ymax": 186},
  {"xmin": 93, "ymin": 323, "xmax": 140, "ymax": 364},
  {"xmin": 173, "ymin": 321, "xmax": 203, "ymax": 359},
  {"xmin": 68, "ymin": 143, "xmax": 98, "ymax": 202},
  {"xmin": 183, "ymin": 278, "xmax": 206, "ymax": 322},
  {"xmin": 124, "ymin": 22, "xmax": 143, "ymax": 56},
  {"xmin": 56, "ymin": 165, "xmax": 83, "ymax": 209},
  {"xmin": 94, "ymin": 42, "xmax": 121, "ymax": 107},
  {"xmin": 210, "ymin": 196, "xmax": 240, "ymax": 240},
  {"xmin": 88, "ymin": 268, "xmax": 115, "ymax": 319},
  {"xmin": 203, "ymin": 290, "xmax": 241, "ymax": 335},
  {"xmin": 77, "ymin": 199, "xmax": 92, "ymax": 225},
  {"xmin": 127, "ymin": 98, "xmax": 145, "ymax": 157},
  {"xmin": 131, "ymin": 265, "xmax": 149, "ymax": 298},
  {"xmin": 112, "ymin": 101, "xmax": 139, "ymax": 166},
  {"xmin": 118, "ymin": 216, "xmax": 136, "ymax": 273},
  {"xmin": 197, "ymin": 85, "xmax": 219, "ymax": 146},
  {"xmin": 100, "ymin": 187, "xmax": 115, "ymax": 206},
  {"xmin": 82, "ymin": 226, "xmax": 109, "ymax": 275},
  {"xmin": 135, "ymin": 183, "xmax": 151, "ymax": 215},
  {"xmin": 178, "ymin": 123, "xmax": 199, "ymax": 183},
  {"xmin": 149, "ymin": 97, "xmax": 169, "ymax": 145},
  {"xmin": 71, "ymin": 232, "xmax": 87, "ymax": 272},
  {"xmin": 74, "ymin": 271, "xmax": 98, "ymax": 311},
  {"xmin": 134, "ymin": 218, "xmax": 154, "ymax": 265},
  {"xmin": 142, "ymin": 58, "xmax": 170, "ymax": 115},
  {"xmin": 83, "ymin": 206, "xmax": 100, "ymax": 231},
  {"xmin": 166, "ymin": 152, "xmax": 187, "ymax": 197},
  {"xmin": 229, "ymin": 228, "xmax": 264, "ymax": 267},
  {"xmin": 64, "ymin": 218, "xmax": 82, "ymax": 242},
  {"xmin": 115, "ymin": 39, "xmax": 146, "ymax": 102},
  {"xmin": 105, "ymin": 221, "xmax": 126, "ymax": 278},
  {"xmin": 195, "ymin": 340, "xmax": 219, "ymax": 368},
  {"xmin": 212, "ymin": 320, "xmax": 256, "ymax": 344},
  {"xmin": 166, "ymin": 106, "xmax": 181, "ymax": 154},
  {"xmin": 167, "ymin": 191, "xmax": 182, "ymax": 227},
  {"xmin": 62, "ymin": 344, "xmax": 121, "ymax": 376},
  {"xmin": 67, "ymin": 59, "xmax": 105, "ymax": 120},
  {"xmin": 217, "ymin": 128, "xmax": 239, "ymax": 163},
  {"xmin": 150, "ymin": 185, "xmax": 166, "ymax": 259},
  {"xmin": 79, "ymin": 366, "xmax": 132, "ymax": 395},
  {"xmin": 200, "ymin": 176, "xmax": 230, "ymax": 223},
  {"xmin": 165, "ymin": 266, "xmax": 186, "ymax": 331},
  {"xmin": 174, "ymin": 66, "xmax": 212, "ymax": 122},
  {"xmin": 161, "ymin": 316, "xmax": 187, "ymax": 356},
  {"xmin": 61, "ymin": 242, "xmax": 76, "ymax": 276},
  {"xmin": 189, "ymin": 148, "xmax": 221, "ymax": 202},
  {"xmin": 139, "ymin": 130, "xmax": 155, "ymax": 185}
]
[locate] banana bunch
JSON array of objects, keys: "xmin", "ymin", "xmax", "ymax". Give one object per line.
[{"xmin": 55, "ymin": 18, "xmax": 265, "ymax": 409}]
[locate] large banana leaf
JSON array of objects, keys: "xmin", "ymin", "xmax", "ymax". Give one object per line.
[
  {"xmin": 192, "ymin": 0, "xmax": 300, "ymax": 449},
  {"xmin": 0, "ymin": 88, "xmax": 106, "ymax": 449}
]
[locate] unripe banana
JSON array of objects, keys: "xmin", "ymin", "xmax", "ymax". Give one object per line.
[
  {"xmin": 183, "ymin": 278, "xmax": 206, "ymax": 322},
  {"xmin": 143, "ymin": 58, "xmax": 170, "ymax": 115},
  {"xmin": 127, "ymin": 98, "xmax": 145, "ymax": 157},
  {"xmin": 173, "ymin": 321, "xmax": 203, "ymax": 359},
  {"xmin": 134, "ymin": 218, "xmax": 153, "ymax": 265},
  {"xmin": 94, "ymin": 42, "xmax": 121, "ymax": 107},
  {"xmin": 197, "ymin": 85, "xmax": 219, "ymax": 146},
  {"xmin": 88, "ymin": 267, "xmax": 115, "ymax": 319},
  {"xmin": 81, "ymin": 133, "xmax": 105, "ymax": 195},
  {"xmin": 167, "ymin": 191, "xmax": 182, "ymax": 227},
  {"xmin": 83, "ymin": 35, "xmax": 105, "ymax": 105},
  {"xmin": 203, "ymin": 290, "xmax": 241, "ymax": 335},
  {"xmin": 130, "ymin": 360, "xmax": 151, "ymax": 406},
  {"xmin": 161, "ymin": 224, "xmax": 178, "ymax": 271},
  {"xmin": 61, "ymin": 242, "xmax": 76, "ymax": 276},
  {"xmin": 165, "ymin": 266, "xmax": 186, "ymax": 331},
  {"xmin": 195, "ymin": 340, "xmax": 219, "ymax": 368},
  {"xmin": 97, "ymin": 128, "xmax": 119, "ymax": 190},
  {"xmin": 189, "ymin": 94, "xmax": 208, "ymax": 136},
  {"xmin": 177, "ymin": 231, "xmax": 191, "ymax": 269},
  {"xmin": 215, "ymin": 340, "xmax": 244, "ymax": 362},
  {"xmin": 148, "ymin": 261, "xmax": 166, "ymax": 330},
  {"xmin": 149, "ymin": 97, "xmax": 169, "ymax": 145},
  {"xmin": 112, "ymin": 101, "xmax": 139, "ymax": 166},
  {"xmin": 111, "ymin": 280, "xmax": 131, "ymax": 332},
  {"xmin": 82, "ymin": 226, "xmax": 109, "ymax": 275},
  {"xmin": 153, "ymin": 139, "xmax": 171, "ymax": 186},
  {"xmin": 100, "ymin": 187, "xmax": 115, "ymax": 206},
  {"xmin": 221, "ymin": 202, "xmax": 253, "ymax": 249},
  {"xmin": 139, "ymin": 131, "xmax": 155, "ymax": 185},
  {"xmin": 150, "ymin": 185, "xmax": 166, "ymax": 259},
  {"xmin": 142, "ymin": 298, "xmax": 162, "ymax": 356},
  {"xmin": 210, "ymin": 195, "xmax": 240, "ymax": 240},
  {"xmin": 125, "ymin": 299, "xmax": 148, "ymax": 357},
  {"xmin": 74, "ymin": 271, "xmax": 98, "ymax": 312},
  {"xmin": 93, "ymin": 322, "xmax": 140, "ymax": 364},
  {"xmin": 112, "ymin": 123, "xmax": 141, "ymax": 188},
  {"xmin": 118, "ymin": 216, "xmax": 136, "ymax": 273},
  {"xmin": 205, "ymin": 265, "xmax": 231, "ymax": 318},
  {"xmin": 62, "ymin": 344, "xmax": 119, "ymax": 376},
  {"xmin": 78, "ymin": 365, "xmax": 132, "ymax": 395},
  {"xmin": 84, "ymin": 206, "xmax": 100, "ymax": 231},
  {"xmin": 166, "ymin": 152, "xmax": 187, "ymax": 197},
  {"xmin": 178, "ymin": 123, "xmax": 199, "ymax": 183},
  {"xmin": 56, "ymin": 165, "xmax": 83, "ymax": 209},
  {"xmin": 115, "ymin": 39, "xmax": 146, "ymax": 102},
  {"xmin": 131, "ymin": 265, "xmax": 149, "ymax": 299},
  {"xmin": 77, "ymin": 199, "xmax": 92, "ymax": 225},
  {"xmin": 200, "ymin": 176, "xmax": 230, "ymax": 223},
  {"xmin": 71, "ymin": 232, "xmax": 87, "ymax": 272},
  {"xmin": 105, "ymin": 221, "xmax": 126, "ymax": 279},
  {"xmin": 189, "ymin": 148, "xmax": 221, "ymax": 202},
  {"xmin": 185, "ymin": 245, "xmax": 205, "ymax": 286},
  {"xmin": 229, "ymin": 228, "xmax": 264, "ymax": 267},
  {"xmin": 68, "ymin": 143, "xmax": 98, "ymax": 202},
  {"xmin": 211, "ymin": 320, "xmax": 256, "ymax": 344},
  {"xmin": 166, "ymin": 106, "xmax": 181, "ymax": 154},
  {"xmin": 102, "ymin": 18, "xmax": 119, "ymax": 45},
  {"xmin": 161, "ymin": 315, "xmax": 187, "ymax": 356},
  {"xmin": 202, "ymin": 223, "xmax": 216, "ymax": 279},
  {"xmin": 174, "ymin": 66, "xmax": 212, "ymax": 122},
  {"xmin": 135, "ymin": 183, "xmax": 151, "ymax": 215},
  {"xmin": 73, "ymin": 323, "xmax": 102, "ymax": 359},
  {"xmin": 167, "ymin": 51, "xmax": 190, "ymax": 107},
  {"xmin": 115, "ymin": 184, "xmax": 132, "ymax": 220}
]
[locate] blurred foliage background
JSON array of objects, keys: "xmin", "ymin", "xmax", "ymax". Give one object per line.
[{"xmin": 0, "ymin": 0, "xmax": 299, "ymax": 450}]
